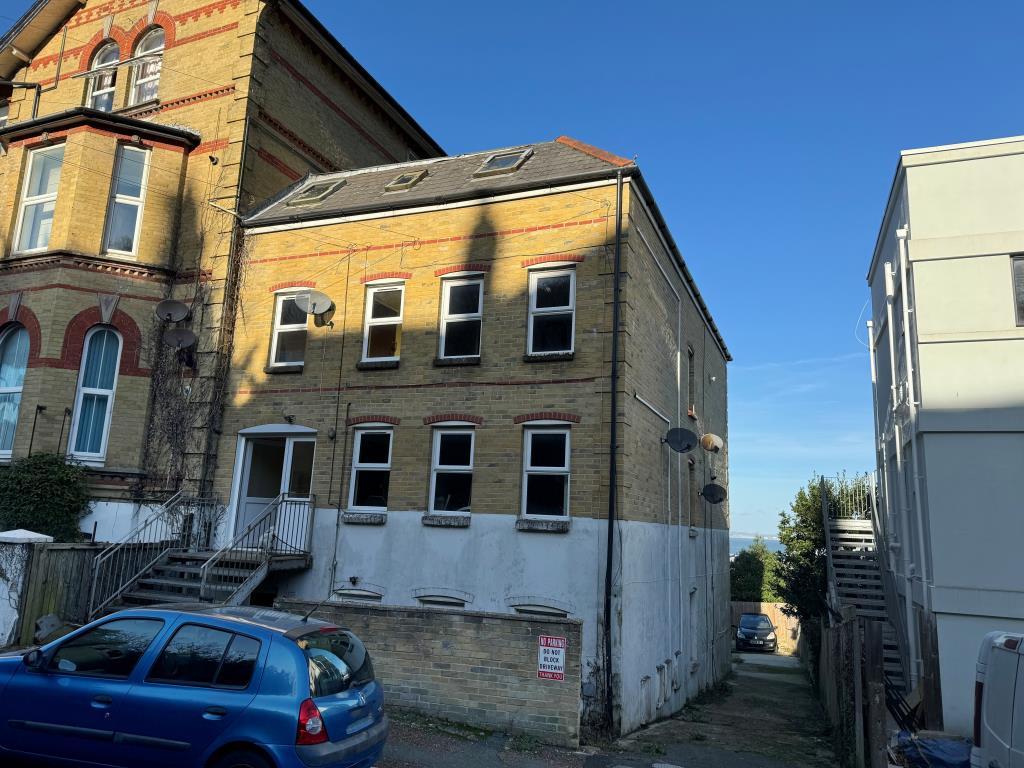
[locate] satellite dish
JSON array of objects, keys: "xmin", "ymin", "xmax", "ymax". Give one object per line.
[
  {"xmin": 294, "ymin": 290, "xmax": 334, "ymax": 315},
  {"xmin": 700, "ymin": 483, "xmax": 727, "ymax": 505},
  {"xmin": 663, "ymin": 427, "xmax": 698, "ymax": 454},
  {"xmin": 163, "ymin": 328, "xmax": 197, "ymax": 349},
  {"xmin": 154, "ymin": 299, "xmax": 189, "ymax": 323},
  {"xmin": 700, "ymin": 433, "xmax": 724, "ymax": 453}
]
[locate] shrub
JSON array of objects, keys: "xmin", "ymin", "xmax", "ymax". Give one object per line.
[{"xmin": 0, "ymin": 453, "xmax": 90, "ymax": 542}]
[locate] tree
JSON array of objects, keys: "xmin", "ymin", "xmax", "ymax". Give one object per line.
[
  {"xmin": 730, "ymin": 536, "xmax": 782, "ymax": 602},
  {"xmin": 776, "ymin": 479, "xmax": 828, "ymax": 628},
  {"xmin": 0, "ymin": 453, "xmax": 90, "ymax": 542}
]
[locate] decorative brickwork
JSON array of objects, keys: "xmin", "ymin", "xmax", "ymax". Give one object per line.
[
  {"xmin": 346, "ymin": 415, "xmax": 400, "ymax": 427},
  {"xmin": 423, "ymin": 413, "xmax": 484, "ymax": 426},
  {"xmin": 434, "ymin": 262, "xmax": 491, "ymax": 277},
  {"xmin": 359, "ymin": 271, "xmax": 412, "ymax": 284},
  {"xmin": 0, "ymin": 306, "xmax": 43, "ymax": 368},
  {"xmin": 54, "ymin": 307, "xmax": 150, "ymax": 377},
  {"xmin": 268, "ymin": 280, "xmax": 316, "ymax": 293},
  {"xmin": 513, "ymin": 412, "xmax": 581, "ymax": 424},
  {"xmin": 521, "ymin": 253, "xmax": 585, "ymax": 268}
]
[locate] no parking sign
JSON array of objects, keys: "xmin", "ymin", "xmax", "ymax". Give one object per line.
[{"xmin": 537, "ymin": 635, "xmax": 566, "ymax": 681}]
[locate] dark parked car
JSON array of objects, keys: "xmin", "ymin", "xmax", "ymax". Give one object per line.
[
  {"xmin": 0, "ymin": 605, "xmax": 387, "ymax": 768},
  {"xmin": 735, "ymin": 612, "xmax": 778, "ymax": 652}
]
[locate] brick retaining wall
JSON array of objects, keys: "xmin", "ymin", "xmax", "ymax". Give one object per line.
[{"xmin": 276, "ymin": 599, "xmax": 583, "ymax": 746}]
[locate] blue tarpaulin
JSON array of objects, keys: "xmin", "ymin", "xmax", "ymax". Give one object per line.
[{"xmin": 897, "ymin": 731, "xmax": 971, "ymax": 768}]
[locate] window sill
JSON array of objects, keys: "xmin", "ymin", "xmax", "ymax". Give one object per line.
[
  {"xmin": 357, "ymin": 360, "xmax": 399, "ymax": 371},
  {"xmin": 264, "ymin": 364, "xmax": 304, "ymax": 374},
  {"xmin": 342, "ymin": 511, "xmax": 387, "ymax": 525},
  {"xmin": 523, "ymin": 352, "xmax": 574, "ymax": 363},
  {"xmin": 117, "ymin": 99, "xmax": 160, "ymax": 117},
  {"xmin": 433, "ymin": 356, "xmax": 480, "ymax": 367},
  {"xmin": 422, "ymin": 513, "xmax": 470, "ymax": 528},
  {"xmin": 516, "ymin": 517, "xmax": 571, "ymax": 534}
]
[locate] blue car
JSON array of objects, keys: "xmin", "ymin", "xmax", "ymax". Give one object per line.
[{"xmin": 0, "ymin": 605, "xmax": 388, "ymax": 768}]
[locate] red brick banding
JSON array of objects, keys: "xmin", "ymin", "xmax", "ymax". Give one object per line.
[
  {"xmin": 555, "ymin": 135, "xmax": 633, "ymax": 167},
  {"xmin": 521, "ymin": 254, "xmax": 585, "ymax": 269},
  {"xmin": 236, "ymin": 375, "xmax": 597, "ymax": 397},
  {"xmin": 52, "ymin": 307, "xmax": 150, "ymax": 377},
  {"xmin": 360, "ymin": 271, "xmax": 412, "ymax": 284},
  {"xmin": 347, "ymin": 415, "xmax": 400, "ymax": 427},
  {"xmin": 77, "ymin": 27, "xmax": 131, "ymax": 73},
  {"xmin": 127, "ymin": 14, "xmax": 177, "ymax": 51},
  {"xmin": 130, "ymin": 85, "xmax": 236, "ymax": 118},
  {"xmin": 513, "ymin": 412, "xmax": 581, "ymax": 424},
  {"xmin": 192, "ymin": 138, "xmax": 230, "ymax": 155},
  {"xmin": 268, "ymin": 281, "xmax": 316, "ymax": 293},
  {"xmin": 434, "ymin": 263, "xmax": 491, "ymax": 277},
  {"xmin": 0, "ymin": 306, "xmax": 43, "ymax": 368},
  {"xmin": 256, "ymin": 147, "xmax": 302, "ymax": 181},
  {"xmin": 423, "ymin": 414, "xmax": 484, "ymax": 426}
]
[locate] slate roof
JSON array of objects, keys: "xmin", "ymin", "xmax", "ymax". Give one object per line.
[{"xmin": 243, "ymin": 136, "xmax": 636, "ymax": 227}]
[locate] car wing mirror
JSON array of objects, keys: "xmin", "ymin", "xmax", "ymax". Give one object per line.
[{"xmin": 22, "ymin": 649, "xmax": 45, "ymax": 670}]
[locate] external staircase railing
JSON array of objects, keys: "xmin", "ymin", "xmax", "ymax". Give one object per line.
[
  {"xmin": 869, "ymin": 481, "xmax": 913, "ymax": 689},
  {"xmin": 88, "ymin": 493, "xmax": 222, "ymax": 619},
  {"xmin": 199, "ymin": 494, "xmax": 315, "ymax": 605}
]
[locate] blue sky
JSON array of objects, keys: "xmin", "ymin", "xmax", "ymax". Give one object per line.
[{"xmin": 7, "ymin": 1, "xmax": 1024, "ymax": 535}]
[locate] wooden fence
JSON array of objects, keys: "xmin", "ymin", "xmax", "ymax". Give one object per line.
[
  {"xmin": 731, "ymin": 601, "xmax": 801, "ymax": 654},
  {"xmin": 15, "ymin": 543, "xmax": 104, "ymax": 646}
]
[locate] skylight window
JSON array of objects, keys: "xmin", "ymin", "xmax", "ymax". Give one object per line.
[
  {"xmin": 286, "ymin": 180, "xmax": 344, "ymax": 207},
  {"xmin": 384, "ymin": 168, "xmax": 427, "ymax": 192},
  {"xmin": 473, "ymin": 148, "xmax": 533, "ymax": 178}
]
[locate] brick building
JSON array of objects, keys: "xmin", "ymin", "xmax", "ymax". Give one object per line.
[{"xmin": 0, "ymin": 0, "xmax": 730, "ymax": 736}]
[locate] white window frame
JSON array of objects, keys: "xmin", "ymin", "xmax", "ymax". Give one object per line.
[
  {"xmin": 129, "ymin": 28, "xmax": 164, "ymax": 106},
  {"xmin": 361, "ymin": 283, "xmax": 405, "ymax": 362},
  {"xmin": 269, "ymin": 292, "xmax": 309, "ymax": 368},
  {"xmin": 439, "ymin": 277, "xmax": 483, "ymax": 359},
  {"xmin": 521, "ymin": 426, "xmax": 571, "ymax": 519},
  {"xmin": 13, "ymin": 145, "xmax": 65, "ymax": 255},
  {"xmin": 348, "ymin": 428, "xmax": 393, "ymax": 512},
  {"xmin": 429, "ymin": 427, "xmax": 475, "ymax": 514},
  {"xmin": 87, "ymin": 42, "xmax": 119, "ymax": 111},
  {"xmin": 68, "ymin": 326, "xmax": 123, "ymax": 464},
  {"xmin": 0, "ymin": 325, "xmax": 29, "ymax": 459},
  {"xmin": 527, "ymin": 268, "xmax": 576, "ymax": 355},
  {"xmin": 0, "ymin": 101, "xmax": 8, "ymax": 128},
  {"xmin": 103, "ymin": 144, "xmax": 150, "ymax": 256}
]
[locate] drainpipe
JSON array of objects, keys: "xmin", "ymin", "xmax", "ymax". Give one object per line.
[
  {"xmin": 884, "ymin": 260, "xmax": 920, "ymax": 690},
  {"xmin": 897, "ymin": 229, "xmax": 930, "ymax": 614},
  {"xmin": 603, "ymin": 169, "xmax": 624, "ymax": 733}
]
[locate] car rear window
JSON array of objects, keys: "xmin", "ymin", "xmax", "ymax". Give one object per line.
[
  {"xmin": 296, "ymin": 629, "xmax": 375, "ymax": 697},
  {"xmin": 740, "ymin": 615, "xmax": 772, "ymax": 629}
]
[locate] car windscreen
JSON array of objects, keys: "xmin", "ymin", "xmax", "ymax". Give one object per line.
[
  {"xmin": 739, "ymin": 615, "xmax": 772, "ymax": 630},
  {"xmin": 296, "ymin": 629, "xmax": 375, "ymax": 698}
]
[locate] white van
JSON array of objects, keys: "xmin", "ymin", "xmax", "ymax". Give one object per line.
[{"xmin": 972, "ymin": 631, "xmax": 1024, "ymax": 768}]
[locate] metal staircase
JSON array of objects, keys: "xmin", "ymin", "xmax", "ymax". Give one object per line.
[
  {"xmin": 89, "ymin": 493, "xmax": 314, "ymax": 619},
  {"xmin": 822, "ymin": 479, "xmax": 908, "ymax": 692}
]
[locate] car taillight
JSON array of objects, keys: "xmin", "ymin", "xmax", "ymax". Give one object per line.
[
  {"xmin": 297, "ymin": 698, "xmax": 329, "ymax": 745},
  {"xmin": 974, "ymin": 680, "xmax": 984, "ymax": 747}
]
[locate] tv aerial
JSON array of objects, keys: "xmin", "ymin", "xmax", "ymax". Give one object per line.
[
  {"xmin": 662, "ymin": 427, "xmax": 698, "ymax": 453},
  {"xmin": 295, "ymin": 289, "xmax": 336, "ymax": 328},
  {"xmin": 700, "ymin": 483, "xmax": 727, "ymax": 505},
  {"xmin": 154, "ymin": 299, "xmax": 189, "ymax": 323}
]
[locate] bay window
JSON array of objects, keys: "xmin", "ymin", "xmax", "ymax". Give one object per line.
[
  {"xmin": 15, "ymin": 145, "xmax": 65, "ymax": 253},
  {"xmin": 104, "ymin": 145, "xmax": 149, "ymax": 255},
  {"xmin": 527, "ymin": 269, "xmax": 575, "ymax": 355},
  {"xmin": 69, "ymin": 327, "xmax": 122, "ymax": 461},
  {"xmin": 521, "ymin": 427, "xmax": 571, "ymax": 517},
  {"xmin": 0, "ymin": 326, "xmax": 29, "ymax": 457}
]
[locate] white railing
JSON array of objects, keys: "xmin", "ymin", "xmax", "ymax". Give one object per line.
[
  {"xmin": 88, "ymin": 493, "xmax": 222, "ymax": 619},
  {"xmin": 199, "ymin": 494, "xmax": 315, "ymax": 604}
]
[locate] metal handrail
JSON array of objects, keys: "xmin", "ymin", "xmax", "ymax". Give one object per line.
[
  {"xmin": 88, "ymin": 493, "xmax": 221, "ymax": 619},
  {"xmin": 199, "ymin": 494, "xmax": 315, "ymax": 603}
]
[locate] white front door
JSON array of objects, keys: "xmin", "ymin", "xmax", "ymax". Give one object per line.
[{"xmin": 237, "ymin": 436, "xmax": 315, "ymax": 549}]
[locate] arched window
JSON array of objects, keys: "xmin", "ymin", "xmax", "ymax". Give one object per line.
[
  {"xmin": 130, "ymin": 28, "xmax": 164, "ymax": 105},
  {"xmin": 0, "ymin": 326, "xmax": 29, "ymax": 457},
  {"xmin": 87, "ymin": 42, "xmax": 119, "ymax": 111},
  {"xmin": 69, "ymin": 327, "xmax": 122, "ymax": 460}
]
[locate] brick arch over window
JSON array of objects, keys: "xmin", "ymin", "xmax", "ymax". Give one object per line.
[
  {"xmin": 0, "ymin": 305, "xmax": 42, "ymax": 368},
  {"xmin": 59, "ymin": 307, "xmax": 150, "ymax": 377},
  {"xmin": 78, "ymin": 28, "xmax": 131, "ymax": 72},
  {"xmin": 128, "ymin": 16, "xmax": 177, "ymax": 51}
]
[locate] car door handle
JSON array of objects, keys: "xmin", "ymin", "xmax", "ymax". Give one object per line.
[
  {"xmin": 91, "ymin": 695, "xmax": 113, "ymax": 709},
  {"xmin": 203, "ymin": 707, "xmax": 227, "ymax": 720}
]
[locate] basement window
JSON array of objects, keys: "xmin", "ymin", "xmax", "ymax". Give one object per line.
[
  {"xmin": 334, "ymin": 588, "xmax": 383, "ymax": 603},
  {"xmin": 473, "ymin": 148, "xmax": 532, "ymax": 178},
  {"xmin": 384, "ymin": 168, "xmax": 427, "ymax": 192},
  {"xmin": 416, "ymin": 595, "xmax": 466, "ymax": 609},
  {"xmin": 512, "ymin": 604, "xmax": 569, "ymax": 619},
  {"xmin": 287, "ymin": 180, "xmax": 344, "ymax": 207}
]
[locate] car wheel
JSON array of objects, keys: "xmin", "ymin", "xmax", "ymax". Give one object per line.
[{"xmin": 209, "ymin": 749, "xmax": 274, "ymax": 768}]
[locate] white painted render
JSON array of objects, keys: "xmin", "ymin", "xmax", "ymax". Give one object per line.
[
  {"xmin": 81, "ymin": 500, "xmax": 150, "ymax": 543},
  {"xmin": 868, "ymin": 134, "xmax": 1024, "ymax": 735}
]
